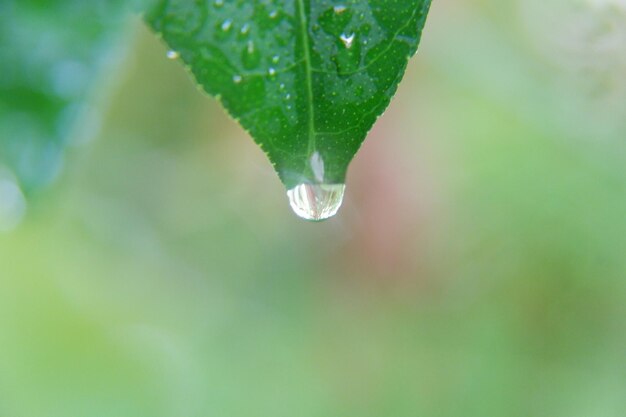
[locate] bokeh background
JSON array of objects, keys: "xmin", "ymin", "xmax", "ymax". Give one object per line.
[{"xmin": 1, "ymin": 0, "xmax": 625, "ymax": 416}]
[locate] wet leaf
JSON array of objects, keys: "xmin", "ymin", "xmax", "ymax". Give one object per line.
[{"xmin": 146, "ymin": 0, "xmax": 431, "ymax": 189}]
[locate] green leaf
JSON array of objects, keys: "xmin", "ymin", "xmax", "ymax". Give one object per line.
[{"xmin": 146, "ymin": 0, "xmax": 431, "ymax": 190}]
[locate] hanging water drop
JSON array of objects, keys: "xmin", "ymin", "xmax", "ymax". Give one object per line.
[
  {"xmin": 340, "ymin": 32, "xmax": 355, "ymax": 48},
  {"xmin": 166, "ymin": 50, "xmax": 179, "ymax": 60},
  {"xmin": 287, "ymin": 184, "xmax": 346, "ymax": 221}
]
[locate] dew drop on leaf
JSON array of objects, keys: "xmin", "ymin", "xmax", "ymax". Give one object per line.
[
  {"xmin": 340, "ymin": 32, "xmax": 355, "ymax": 48},
  {"xmin": 287, "ymin": 184, "xmax": 346, "ymax": 221},
  {"xmin": 221, "ymin": 19, "xmax": 232, "ymax": 31},
  {"xmin": 166, "ymin": 50, "xmax": 179, "ymax": 59}
]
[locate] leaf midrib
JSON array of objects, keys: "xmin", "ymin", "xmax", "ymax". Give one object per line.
[{"xmin": 296, "ymin": 0, "xmax": 316, "ymax": 160}]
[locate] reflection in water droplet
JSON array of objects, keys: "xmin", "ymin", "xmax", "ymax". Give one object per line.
[
  {"xmin": 166, "ymin": 50, "xmax": 179, "ymax": 60},
  {"xmin": 214, "ymin": 0, "xmax": 224, "ymax": 7},
  {"xmin": 340, "ymin": 32, "xmax": 355, "ymax": 48},
  {"xmin": 269, "ymin": 10, "xmax": 279, "ymax": 19},
  {"xmin": 287, "ymin": 184, "xmax": 345, "ymax": 221},
  {"xmin": 268, "ymin": 67, "xmax": 276, "ymax": 76},
  {"xmin": 272, "ymin": 55, "xmax": 280, "ymax": 63},
  {"xmin": 334, "ymin": 5, "xmax": 348, "ymax": 14},
  {"xmin": 310, "ymin": 151, "xmax": 325, "ymax": 182},
  {"xmin": 240, "ymin": 23, "xmax": 250, "ymax": 35},
  {"xmin": 233, "ymin": 75, "xmax": 242, "ymax": 83}
]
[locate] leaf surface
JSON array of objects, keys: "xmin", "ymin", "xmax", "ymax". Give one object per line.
[{"xmin": 147, "ymin": 0, "xmax": 431, "ymax": 189}]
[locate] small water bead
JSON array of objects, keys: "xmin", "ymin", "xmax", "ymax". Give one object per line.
[
  {"xmin": 221, "ymin": 19, "xmax": 233, "ymax": 31},
  {"xmin": 279, "ymin": 83, "xmax": 286, "ymax": 90},
  {"xmin": 340, "ymin": 32, "xmax": 355, "ymax": 48},
  {"xmin": 214, "ymin": 0, "xmax": 224, "ymax": 7},
  {"xmin": 233, "ymin": 74, "xmax": 242, "ymax": 83},
  {"xmin": 272, "ymin": 55, "xmax": 280, "ymax": 63},
  {"xmin": 268, "ymin": 67, "xmax": 276, "ymax": 76},
  {"xmin": 287, "ymin": 184, "xmax": 346, "ymax": 221},
  {"xmin": 166, "ymin": 50, "xmax": 179, "ymax": 60},
  {"xmin": 242, "ymin": 40, "xmax": 261, "ymax": 69},
  {"xmin": 334, "ymin": 5, "xmax": 348, "ymax": 13},
  {"xmin": 269, "ymin": 10, "xmax": 279, "ymax": 19},
  {"xmin": 240, "ymin": 23, "xmax": 250, "ymax": 35}
]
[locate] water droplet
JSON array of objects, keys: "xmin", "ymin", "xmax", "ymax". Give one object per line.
[
  {"xmin": 268, "ymin": 67, "xmax": 276, "ymax": 76},
  {"xmin": 272, "ymin": 55, "xmax": 280, "ymax": 63},
  {"xmin": 166, "ymin": 50, "xmax": 179, "ymax": 60},
  {"xmin": 240, "ymin": 23, "xmax": 250, "ymax": 35},
  {"xmin": 221, "ymin": 19, "xmax": 233, "ymax": 31},
  {"xmin": 334, "ymin": 5, "xmax": 348, "ymax": 14},
  {"xmin": 287, "ymin": 184, "xmax": 346, "ymax": 221},
  {"xmin": 214, "ymin": 0, "xmax": 224, "ymax": 7},
  {"xmin": 242, "ymin": 41, "xmax": 261, "ymax": 69},
  {"xmin": 285, "ymin": 93, "xmax": 291, "ymax": 100},
  {"xmin": 340, "ymin": 32, "xmax": 355, "ymax": 48},
  {"xmin": 269, "ymin": 10, "xmax": 279, "ymax": 19},
  {"xmin": 233, "ymin": 75, "xmax": 242, "ymax": 83},
  {"xmin": 279, "ymin": 83, "xmax": 286, "ymax": 90}
]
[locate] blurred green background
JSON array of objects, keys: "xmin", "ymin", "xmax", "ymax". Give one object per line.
[{"xmin": 1, "ymin": 0, "xmax": 625, "ymax": 416}]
